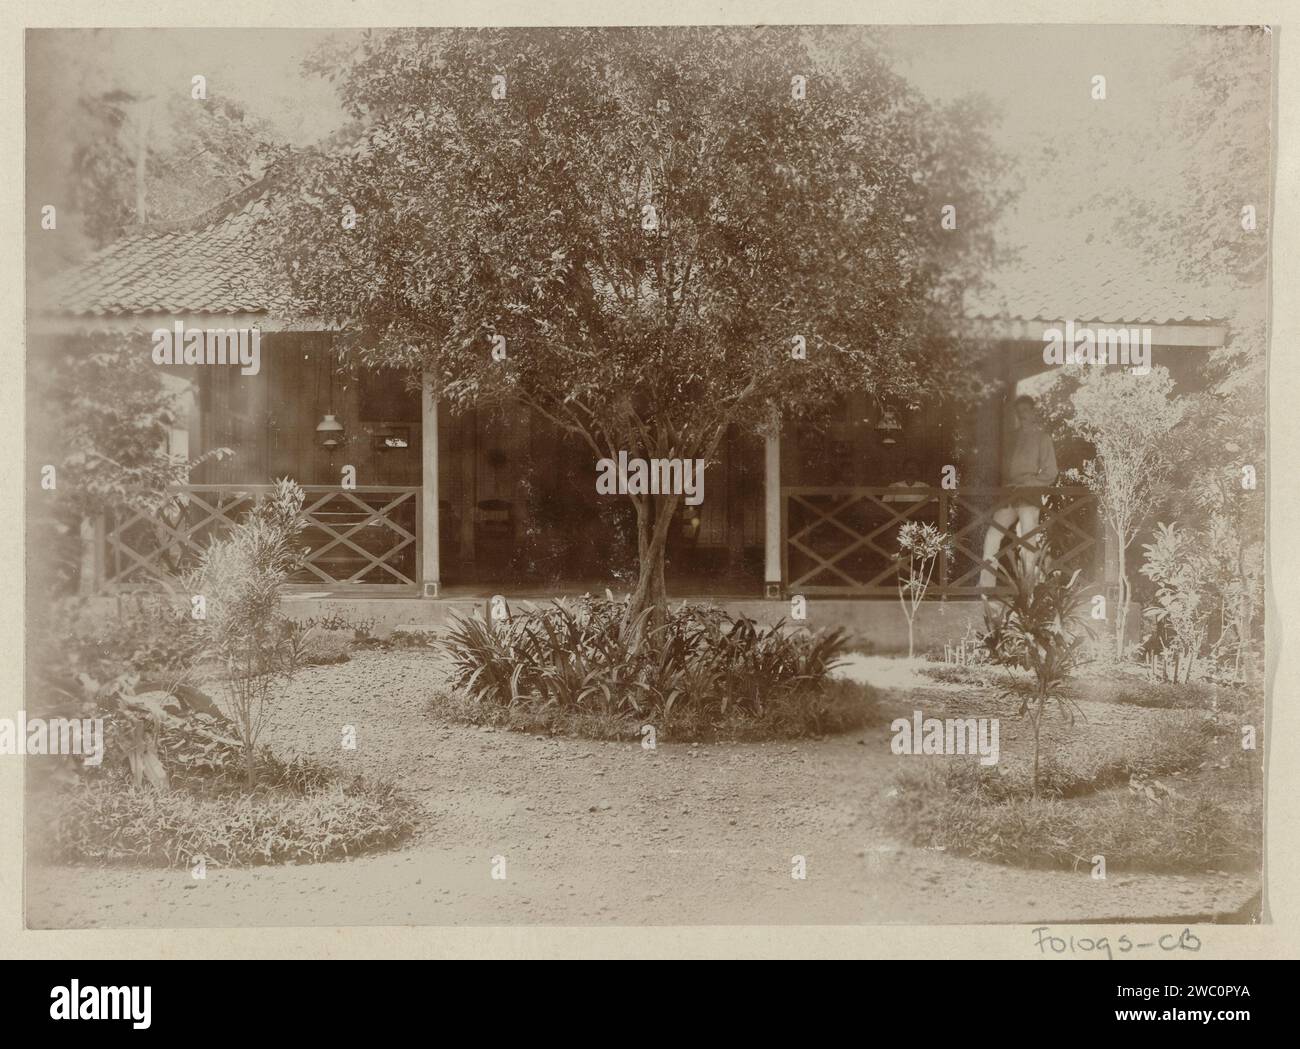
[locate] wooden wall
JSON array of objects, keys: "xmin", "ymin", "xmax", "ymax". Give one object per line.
[{"xmin": 194, "ymin": 332, "xmax": 429, "ymax": 489}]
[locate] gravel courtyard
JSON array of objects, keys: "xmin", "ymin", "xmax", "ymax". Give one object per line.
[{"xmin": 26, "ymin": 651, "xmax": 1261, "ymax": 928}]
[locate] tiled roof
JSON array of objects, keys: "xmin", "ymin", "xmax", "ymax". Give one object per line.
[
  {"xmin": 965, "ymin": 246, "xmax": 1231, "ymax": 325},
  {"xmin": 42, "ymin": 192, "xmax": 1230, "ymax": 327},
  {"xmin": 38, "ymin": 189, "xmax": 286, "ymax": 318}
]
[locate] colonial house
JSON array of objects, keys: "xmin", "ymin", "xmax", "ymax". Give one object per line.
[{"xmin": 31, "ymin": 183, "xmax": 1230, "ymax": 644}]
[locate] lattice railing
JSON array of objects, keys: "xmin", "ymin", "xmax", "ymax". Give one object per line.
[
  {"xmin": 102, "ymin": 484, "xmax": 421, "ymax": 590},
  {"xmin": 781, "ymin": 485, "xmax": 1101, "ymax": 596}
]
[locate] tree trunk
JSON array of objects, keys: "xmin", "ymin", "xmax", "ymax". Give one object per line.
[
  {"xmin": 1031, "ymin": 693, "xmax": 1045, "ymax": 802},
  {"xmin": 1114, "ymin": 541, "xmax": 1129, "ymax": 661},
  {"xmin": 625, "ymin": 493, "xmax": 681, "ymax": 633},
  {"xmin": 907, "ymin": 619, "xmax": 915, "ymax": 660}
]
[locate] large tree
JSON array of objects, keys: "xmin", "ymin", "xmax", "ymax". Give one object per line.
[
  {"xmin": 270, "ymin": 27, "xmax": 1009, "ymax": 623},
  {"xmin": 1069, "ymin": 366, "xmax": 1185, "ymax": 658},
  {"xmin": 1067, "ymin": 26, "xmax": 1271, "ymax": 672},
  {"xmin": 27, "ymin": 30, "xmax": 281, "ymax": 271}
]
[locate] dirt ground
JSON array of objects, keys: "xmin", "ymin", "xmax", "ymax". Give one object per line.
[{"xmin": 25, "ymin": 652, "xmax": 1261, "ymax": 928}]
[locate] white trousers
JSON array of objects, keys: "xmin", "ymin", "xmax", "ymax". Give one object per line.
[{"xmin": 979, "ymin": 501, "xmax": 1041, "ymax": 588}]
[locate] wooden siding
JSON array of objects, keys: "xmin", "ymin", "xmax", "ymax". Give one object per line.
[{"xmin": 195, "ymin": 332, "xmax": 426, "ymax": 488}]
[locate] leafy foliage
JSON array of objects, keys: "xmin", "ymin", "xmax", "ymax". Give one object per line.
[
  {"xmin": 438, "ymin": 594, "xmax": 851, "ymax": 734},
  {"xmin": 1067, "ymin": 364, "xmax": 1185, "ymax": 657},
  {"xmin": 29, "ymin": 334, "xmax": 230, "ymax": 594},
  {"xmin": 35, "ymin": 771, "xmax": 418, "ymax": 868},
  {"xmin": 187, "ymin": 479, "xmax": 309, "ymax": 786},
  {"xmin": 1164, "ymin": 396, "xmax": 1264, "ymax": 681},
  {"xmin": 269, "ymin": 27, "xmax": 1012, "ymax": 621},
  {"xmin": 1067, "ymin": 27, "xmax": 1270, "ymax": 381},
  {"xmin": 981, "ymin": 554, "xmax": 1092, "ymax": 696},
  {"xmin": 68, "ymin": 87, "xmax": 278, "ymax": 249},
  {"xmin": 28, "ymin": 594, "xmax": 210, "ymax": 792},
  {"xmin": 980, "ymin": 552, "xmax": 1093, "ymax": 798},
  {"xmin": 1043, "ymin": 28, "xmax": 1268, "ymax": 676},
  {"xmin": 1140, "ymin": 522, "xmax": 1211, "ymax": 683}
]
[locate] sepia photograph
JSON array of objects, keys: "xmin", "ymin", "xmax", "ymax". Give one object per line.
[{"xmin": 20, "ymin": 20, "xmax": 1272, "ymax": 935}]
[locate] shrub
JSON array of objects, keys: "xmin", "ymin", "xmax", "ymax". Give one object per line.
[
  {"xmin": 34, "ymin": 772, "xmax": 418, "ymax": 868},
  {"xmin": 980, "ymin": 552, "xmax": 1093, "ymax": 798},
  {"xmin": 1068, "ymin": 364, "xmax": 1185, "ymax": 659},
  {"xmin": 1141, "ymin": 522, "xmax": 1211, "ymax": 683},
  {"xmin": 436, "ymin": 595, "xmax": 863, "ymax": 739},
  {"xmin": 28, "ymin": 599, "xmax": 222, "ymax": 794},
  {"xmin": 187, "ymin": 478, "xmax": 308, "ymax": 786},
  {"xmin": 149, "ymin": 709, "xmax": 338, "ymax": 798},
  {"xmin": 33, "ymin": 595, "xmax": 206, "ymax": 714}
]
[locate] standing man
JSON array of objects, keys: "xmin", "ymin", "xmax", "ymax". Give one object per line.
[{"xmin": 980, "ymin": 394, "xmax": 1058, "ymax": 588}]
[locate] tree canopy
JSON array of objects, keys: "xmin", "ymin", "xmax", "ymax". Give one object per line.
[{"xmin": 269, "ymin": 27, "xmax": 1011, "ymax": 616}]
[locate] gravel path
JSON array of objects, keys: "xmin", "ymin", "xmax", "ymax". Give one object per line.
[{"xmin": 25, "ymin": 651, "xmax": 1260, "ymax": 928}]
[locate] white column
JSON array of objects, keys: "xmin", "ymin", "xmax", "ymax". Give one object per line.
[
  {"xmin": 421, "ymin": 370, "xmax": 441, "ymax": 597},
  {"xmin": 764, "ymin": 413, "xmax": 782, "ymax": 598}
]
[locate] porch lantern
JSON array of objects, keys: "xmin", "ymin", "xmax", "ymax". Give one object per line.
[{"xmin": 315, "ymin": 413, "xmax": 345, "ymax": 449}]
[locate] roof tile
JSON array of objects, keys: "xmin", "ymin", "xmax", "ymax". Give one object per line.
[{"xmin": 41, "ymin": 194, "xmax": 1230, "ymax": 328}]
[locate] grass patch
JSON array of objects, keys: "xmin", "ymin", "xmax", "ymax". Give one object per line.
[
  {"xmin": 1031, "ymin": 714, "xmax": 1220, "ymax": 798},
  {"xmin": 885, "ymin": 761, "xmax": 1260, "ymax": 872},
  {"xmin": 918, "ymin": 661, "xmax": 1015, "ymax": 689},
  {"xmin": 884, "ymin": 712, "xmax": 1261, "ymax": 873},
  {"xmin": 919, "ymin": 661, "xmax": 1262, "ymax": 721},
  {"xmin": 34, "ymin": 771, "xmax": 417, "ymax": 868},
  {"xmin": 32, "ymin": 730, "xmax": 420, "ymax": 869},
  {"xmin": 429, "ymin": 675, "xmax": 881, "ymax": 743},
  {"xmin": 1068, "ymin": 677, "xmax": 1258, "ymax": 715}
]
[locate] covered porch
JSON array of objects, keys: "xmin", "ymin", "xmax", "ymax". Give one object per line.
[
  {"xmin": 78, "ymin": 320, "xmax": 1113, "ymax": 604},
  {"xmin": 57, "ymin": 319, "xmax": 1233, "ymax": 608}
]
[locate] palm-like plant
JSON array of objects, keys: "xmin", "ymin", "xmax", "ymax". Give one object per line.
[
  {"xmin": 896, "ymin": 521, "xmax": 951, "ymax": 659},
  {"xmin": 440, "ymin": 595, "xmax": 847, "ymax": 724},
  {"xmin": 188, "ymin": 479, "xmax": 308, "ymax": 787},
  {"xmin": 980, "ymin": 552, "xmax": 1093, "ymax": 798},
  {"xmin": 1140, "ymin": 522, "xmax": 1211, "ymax": 683}
]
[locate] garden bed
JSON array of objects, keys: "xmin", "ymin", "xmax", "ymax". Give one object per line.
[
  {"xmin": 431, "ymin": 596, "xmax": 881, "ymax": 742},
  {"xmin": 883, "ymin": 696, "xmax": 1263, "ymax": 874},
  {"xmin": 33, "ymin": 770, "xmax": 417, "ymax": 868}
]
